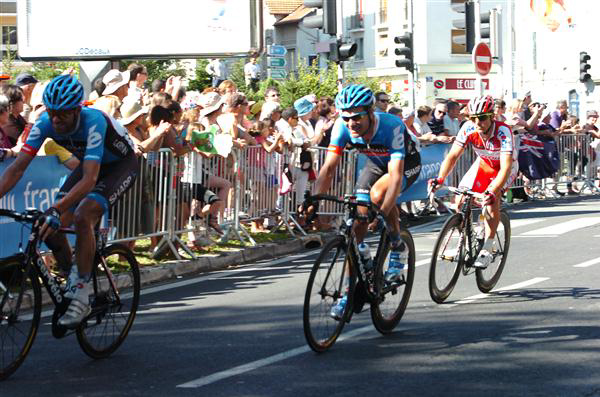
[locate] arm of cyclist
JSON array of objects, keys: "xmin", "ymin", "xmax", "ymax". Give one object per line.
[
  {"xmin": 0, "ymin": 151, "xmax": 35, "ymax": 199},
  {"xmin": 380, "ymin": 158, "xmax": 403, "ymax": 215},
  {"xmin": 313, "ymin": 149, "xmax": 342, "ymax": 195},
  {"xmin": 38, "ymin": 160, "xmax": 101, "ymax": 240},
  {"xmin": 429, "ymin": 143, "xmax": 465, "ymax": 191}
]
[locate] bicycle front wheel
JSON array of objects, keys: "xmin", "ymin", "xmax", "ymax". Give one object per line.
[
  {"xmin": 0, "ymin": 258, "xmax": 41, "ymax": 381},
  {"xmin": 76, "ymin": 244, "xmax": 140, "ymax": 359},
  {"xmin": 303, "ymin": 236, "xmax": 355, "ymax": 353},
  {"xmin": 429, "ymin": 214, "xmax": 464, "ymax": 304},
  {"xmin": 476, "ymin": 211, "xmax": 511, "ymax": 293},
  {"xmin": 370, "ymin": 229, "xmax": 415, "ymax": 334}
]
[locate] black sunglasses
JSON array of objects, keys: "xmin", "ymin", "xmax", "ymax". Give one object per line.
[
  {"xmin": 469, "ymin": 113, "xmax": 492, "ymax": 122},
  {"xmin": 341, "ymin": 110, "xmax": 368, "ymax": 122}
]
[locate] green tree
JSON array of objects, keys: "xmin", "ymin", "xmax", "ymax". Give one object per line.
[
  {"xmin": 120, "ymin": 59, "xmax": 186, "ymax": 86},
  {"xmin": 30, "ymin": 62, "xmax": 80, "ymax": 81},
  {"xmin": 187, "ymin": 59, "xmax": 212, "ymax": 92}
]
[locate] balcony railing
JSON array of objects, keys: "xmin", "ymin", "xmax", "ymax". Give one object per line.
[{"xmin": 349, "ymin": 14, "xmax": 364, "ymax": 30}]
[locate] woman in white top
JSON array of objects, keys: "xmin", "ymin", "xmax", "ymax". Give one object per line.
[{"xmin": 413, "ymin": 105, "xmax": 433, "ymax": 136}]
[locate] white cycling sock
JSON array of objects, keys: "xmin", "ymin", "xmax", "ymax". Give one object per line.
[{"xmin": 482, "ymin": 238, "xmax": 494, "ymax": 251}]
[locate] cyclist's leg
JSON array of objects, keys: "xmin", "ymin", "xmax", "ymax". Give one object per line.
[
  {"xmin": 44, "ymin": 211, "xmax": 74, "ymax": 274},
  {"xmin": 370, "ymin": 173, "xmax": 401, "ymax": 235},
  {"xmin": 354, "ymin": 160, "xmax": 386, "ymax": 243},
  {"xmin": 60, "ymin": 154, "xmax": 138, "ymax": 327}
]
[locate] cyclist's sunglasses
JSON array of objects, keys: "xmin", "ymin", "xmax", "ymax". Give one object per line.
[
  {"xmin": 341, "ymin": 110, "xmax": 368, "ymax": 122},
  {"xmin": 47, "ymin": 108, "xmax": 78, "ymax": 121},
  {"xmin": 469, "ymin": 113, "xmax": 494, "ymax": 122}
]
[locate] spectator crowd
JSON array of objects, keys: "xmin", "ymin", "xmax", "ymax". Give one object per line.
[{"xmin": 1, "ymin": 57, "xmax": 598, "ymax": 252}]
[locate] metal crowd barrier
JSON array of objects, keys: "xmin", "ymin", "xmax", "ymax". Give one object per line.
[{"xmin": 106, "ymin": 133, "xmax": 599, "ymax": 259}]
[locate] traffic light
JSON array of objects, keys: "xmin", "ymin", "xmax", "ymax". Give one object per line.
[
  {"xmin": 394, "ymin": 32, "xmax": 414, "ymax": 73},
  {"xmin": 580, "ymin": 51, "xmax": 592, "ymax": 83},
  {"xmin": 329, "ymin": 40, "xmax": 357, "ymax": 63},
  {"xmin": 465, "ymin": 2, "xmax": 499, "ymax": 55},
  {"xmin": 303, "ymin": 0, "xmax": 337, "ymax": 35}
]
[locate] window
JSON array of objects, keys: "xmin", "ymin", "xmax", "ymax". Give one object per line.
[
  {"xmin": 450, "ymin": 0, "xmax": 468, "ymax": 55},
  {"xmin": 0, "ymin": 2, "xmax": 17, "ymax": 14},
  {"xmin": 1, "ymin": 25, "xmax": 16, "ymax": 45},
  {"xmin": 378, "ymin": 33, "xmax": 388, "ymax": 58},
  {"xmin": 308, "ymin": 54, "xmax": 318, "ymax": 67},
  {"xmin": 379, "ymin": 0, "xmax": 388, "ymax": 24},
  {"xmin": 355, "ymin": 38, "xmax": 364, "ymax": 61}
]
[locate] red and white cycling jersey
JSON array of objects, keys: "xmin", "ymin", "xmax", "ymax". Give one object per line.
[{"xmin": 454, "ymin": 120, "xmax": 516, "ymax": 170}]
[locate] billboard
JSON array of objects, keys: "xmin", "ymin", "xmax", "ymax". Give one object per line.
[{"xmin": 16, "ymin": 0, "xmax": 262, "ymax": 60}]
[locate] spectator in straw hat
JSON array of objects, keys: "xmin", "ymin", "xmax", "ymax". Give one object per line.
[{"xmin": 93, "ymin": 69, "xmax": 131, "ymax": 118}]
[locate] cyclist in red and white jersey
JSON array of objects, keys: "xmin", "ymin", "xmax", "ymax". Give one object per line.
[{"xmin": 429, "ymin": 95, "xmax": 518, "ymax": 269}]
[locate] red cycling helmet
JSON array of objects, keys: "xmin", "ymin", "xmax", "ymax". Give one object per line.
[{"xmin": 467, "ymin": 95, "xmax": 495, "ymax": 116}]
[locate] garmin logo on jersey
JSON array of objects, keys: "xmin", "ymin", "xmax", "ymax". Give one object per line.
[
  {"xmin": 87, "ymin": 125, "xmax": 103, "ymax": 150},
  {"xmin": 108, "ymin": 175, "xmax": 133, "ymax": 205}
]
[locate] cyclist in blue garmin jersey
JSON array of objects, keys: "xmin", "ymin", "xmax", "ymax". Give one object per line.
[
  {"xmin": 306, "ymin": 84, "xmax": 422, "ymax": 319},
  {"xmin": 0, "ymin": 75, "xmax": 138, "ymax": 328}
]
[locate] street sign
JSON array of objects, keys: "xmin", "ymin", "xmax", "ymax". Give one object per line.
[
  {"xmin": 472, "ymin": 42, "xmax": 492, "ymax": 76},
  {"xmin": 267, "ymin": 57, "xmax": 286, "ymax": 68},
  {"xmin": 268, "ymin": 69, "xmax": 287, "ymax": 79},
  {"xmin": 267, "ymin": 45, "xmax": 287, "ymax": 57}
]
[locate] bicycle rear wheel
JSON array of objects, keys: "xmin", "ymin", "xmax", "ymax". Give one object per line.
[
  {"xmin": 0, "ymin": 258, "xmax": 41, "ymax": 381},
  {"xmin": 370, "ymin": 229, "xmax": 415, "ymax": 334},
  {"xmin": 429, "ymin": 214, "xmax": 464, "ymax": 304},
  {"xmin": 76, "ymin": 244, "xmax": 140, "ymax": 359},
  {"xmin": 476, "ymin": 211, "xmax": 511, "ymax": 293},
  {"xmin": 303, "ymin": 236, "xmax": 355, "ymax": 352}
]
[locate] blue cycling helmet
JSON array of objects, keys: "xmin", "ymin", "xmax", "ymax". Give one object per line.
[
  {"xmin": 43, "ymin": 75, "xmax": 84, "ymax": 110},
  {"xmin": 335, "ymin": 84, "xmax": 374, "ymax": 110}
]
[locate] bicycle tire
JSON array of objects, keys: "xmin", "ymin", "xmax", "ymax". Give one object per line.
[
  {"xmin": 0, "ymin": 259, "xmax": 41, "ymax": 381},
  {"xmin": 476, "ymin": 211, "xmax": 511, "ymax": 293},
  {"xmin": 370, "ymin": 229, "xmax": 415, "ymax": 334},
  {"xmin": 303, "ymin": 236, "xmax": 355, "ymax": 353},
  {"xmin": 76, "ymin": 244, "xmax": 140, "ymax": 359},
  {"xmin": 429, "ymin": 214, "xmax": 464, "ymax": 304}
]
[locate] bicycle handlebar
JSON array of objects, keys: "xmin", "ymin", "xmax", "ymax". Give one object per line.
[{"xmin": 0, "ymin": 208, "xmax": 42, "ymax": 223}]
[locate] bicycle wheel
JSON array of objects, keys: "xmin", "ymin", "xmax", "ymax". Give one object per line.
[
  {"xmin": 303, "ymin": 236, "xmax": 355, "ymax": 353},
  {"xmin": 476, "ymin": 211, "xmax": 511, "ymax": 293},
  {"xmin": 76, "ymin": 244, "xmax": 140, "ymax": 359},
  {"xmin": 370, "ymin": 229, "xmax": 415, "ymax": 334},
  {"xmin": 0, "ymin": 258, "xmax": 41, "ymax": 381},
  {"xmin": 429, "ymin": 214, "xmax": 464, "ymax": 304}
]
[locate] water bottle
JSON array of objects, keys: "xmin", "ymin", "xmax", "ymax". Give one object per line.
[{"xmin": 357, "ymin": 242, "xmax": 373, "ymax": 272}]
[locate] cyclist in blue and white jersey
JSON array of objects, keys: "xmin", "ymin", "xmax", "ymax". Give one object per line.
[
  {"xmin": 307, "ymin": 84, "xmax": 422, "ymax": 319},
  {"xmin": 0, "ymin": 75, "xmax": 138, "ymax": 328}
]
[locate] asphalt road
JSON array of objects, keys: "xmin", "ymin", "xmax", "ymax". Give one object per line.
[{"xmin": 3, "ymin": 196, "xmax": 600, "ymax": 397}]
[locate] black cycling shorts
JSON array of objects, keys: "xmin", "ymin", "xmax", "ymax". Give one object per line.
[
  {"xmin": 57, "ymin": 153, "xmax": 139, "ymax": 212},
  {"xmin": 354, "ymin": 155, "xmax": 421, "ymax": 203}
]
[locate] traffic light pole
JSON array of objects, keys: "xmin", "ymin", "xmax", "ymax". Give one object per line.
[
  {"xmin": 473, "ymin": 0, "xmax": 484, "ymax": 96},
  {"xmin": 410, "ymin": 0, "xmax": 416, "ymax": 110}
]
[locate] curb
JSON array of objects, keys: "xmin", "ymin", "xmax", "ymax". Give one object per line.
[{"xmin": 138, "ymin": 233, "xmax": 327, "ymax": 287}]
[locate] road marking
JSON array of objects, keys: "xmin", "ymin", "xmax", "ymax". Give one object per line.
[
  {"xmin": 510, "ymin": 218, "xmax": 546, "ymax": 229},
  {"xmin": 442, "ymin": 277, "xmax": 550, "ymax": 308},
  {"xmin": 415, "ymin": 258, "xmax": 431, "ymax": 267},
  {"xmin": 176, "ymin": 325, "xmax": 373, "ymax": 389},
  {"xmin": 521, "ymin": 217, "xmax": 600, "ymax": 236},
  {"xmin": 513, "ymin": 235, "xmax": 559, "ymax": 238},
  {"xmin": 573, "ymin": 257, "xmax": 600, "ymax": 268}
]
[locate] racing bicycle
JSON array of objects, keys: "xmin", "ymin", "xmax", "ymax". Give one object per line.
[
  {"xmin": 428, "ymin": 186, "xmax": 511, "ymax": 303},
  {"xmin": 0, "ymin": 208, "xmax": 140, "ymax": 380},
  {"xmin": 303, "ymin": 194, "xmax": 415, "ymax": 352}
]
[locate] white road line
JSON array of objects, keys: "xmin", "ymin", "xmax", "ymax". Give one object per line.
[
  {"xmin": 442, "ymin": 277, "xmax": 550, "ymax": 308},
  {"xmin": 177, "ymin": 276, "xmax": 550, "ymax": 388},
  {"xmin": 521, "ymin": 217, "xmax": 600, "ymax": 236},
  {"xmin": 176, "ymin": 325, "xmax": 373, "ymax": 389},
  {"xmin": 573, "ymin": 257, "xmax": 600, "ymax": 268},
  {"xmin": 510, "ymin": 218, "xmax": 546, "ymax": 229},
  {"xmin": 415, "ymin": 258, "xmax": 431, "ymax": 267},
  {"xmin": 513, "ymin": 235, "xmax": 559, "ymax": 238}
]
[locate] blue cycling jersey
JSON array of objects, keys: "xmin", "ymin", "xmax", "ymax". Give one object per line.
[
  {"xmin": 23, "ymin": 107, "xmax": 134, "ymax": 163},
  {"xmin": 328, "ymin": 112, "xmax": 419, "ymax": 170}
]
